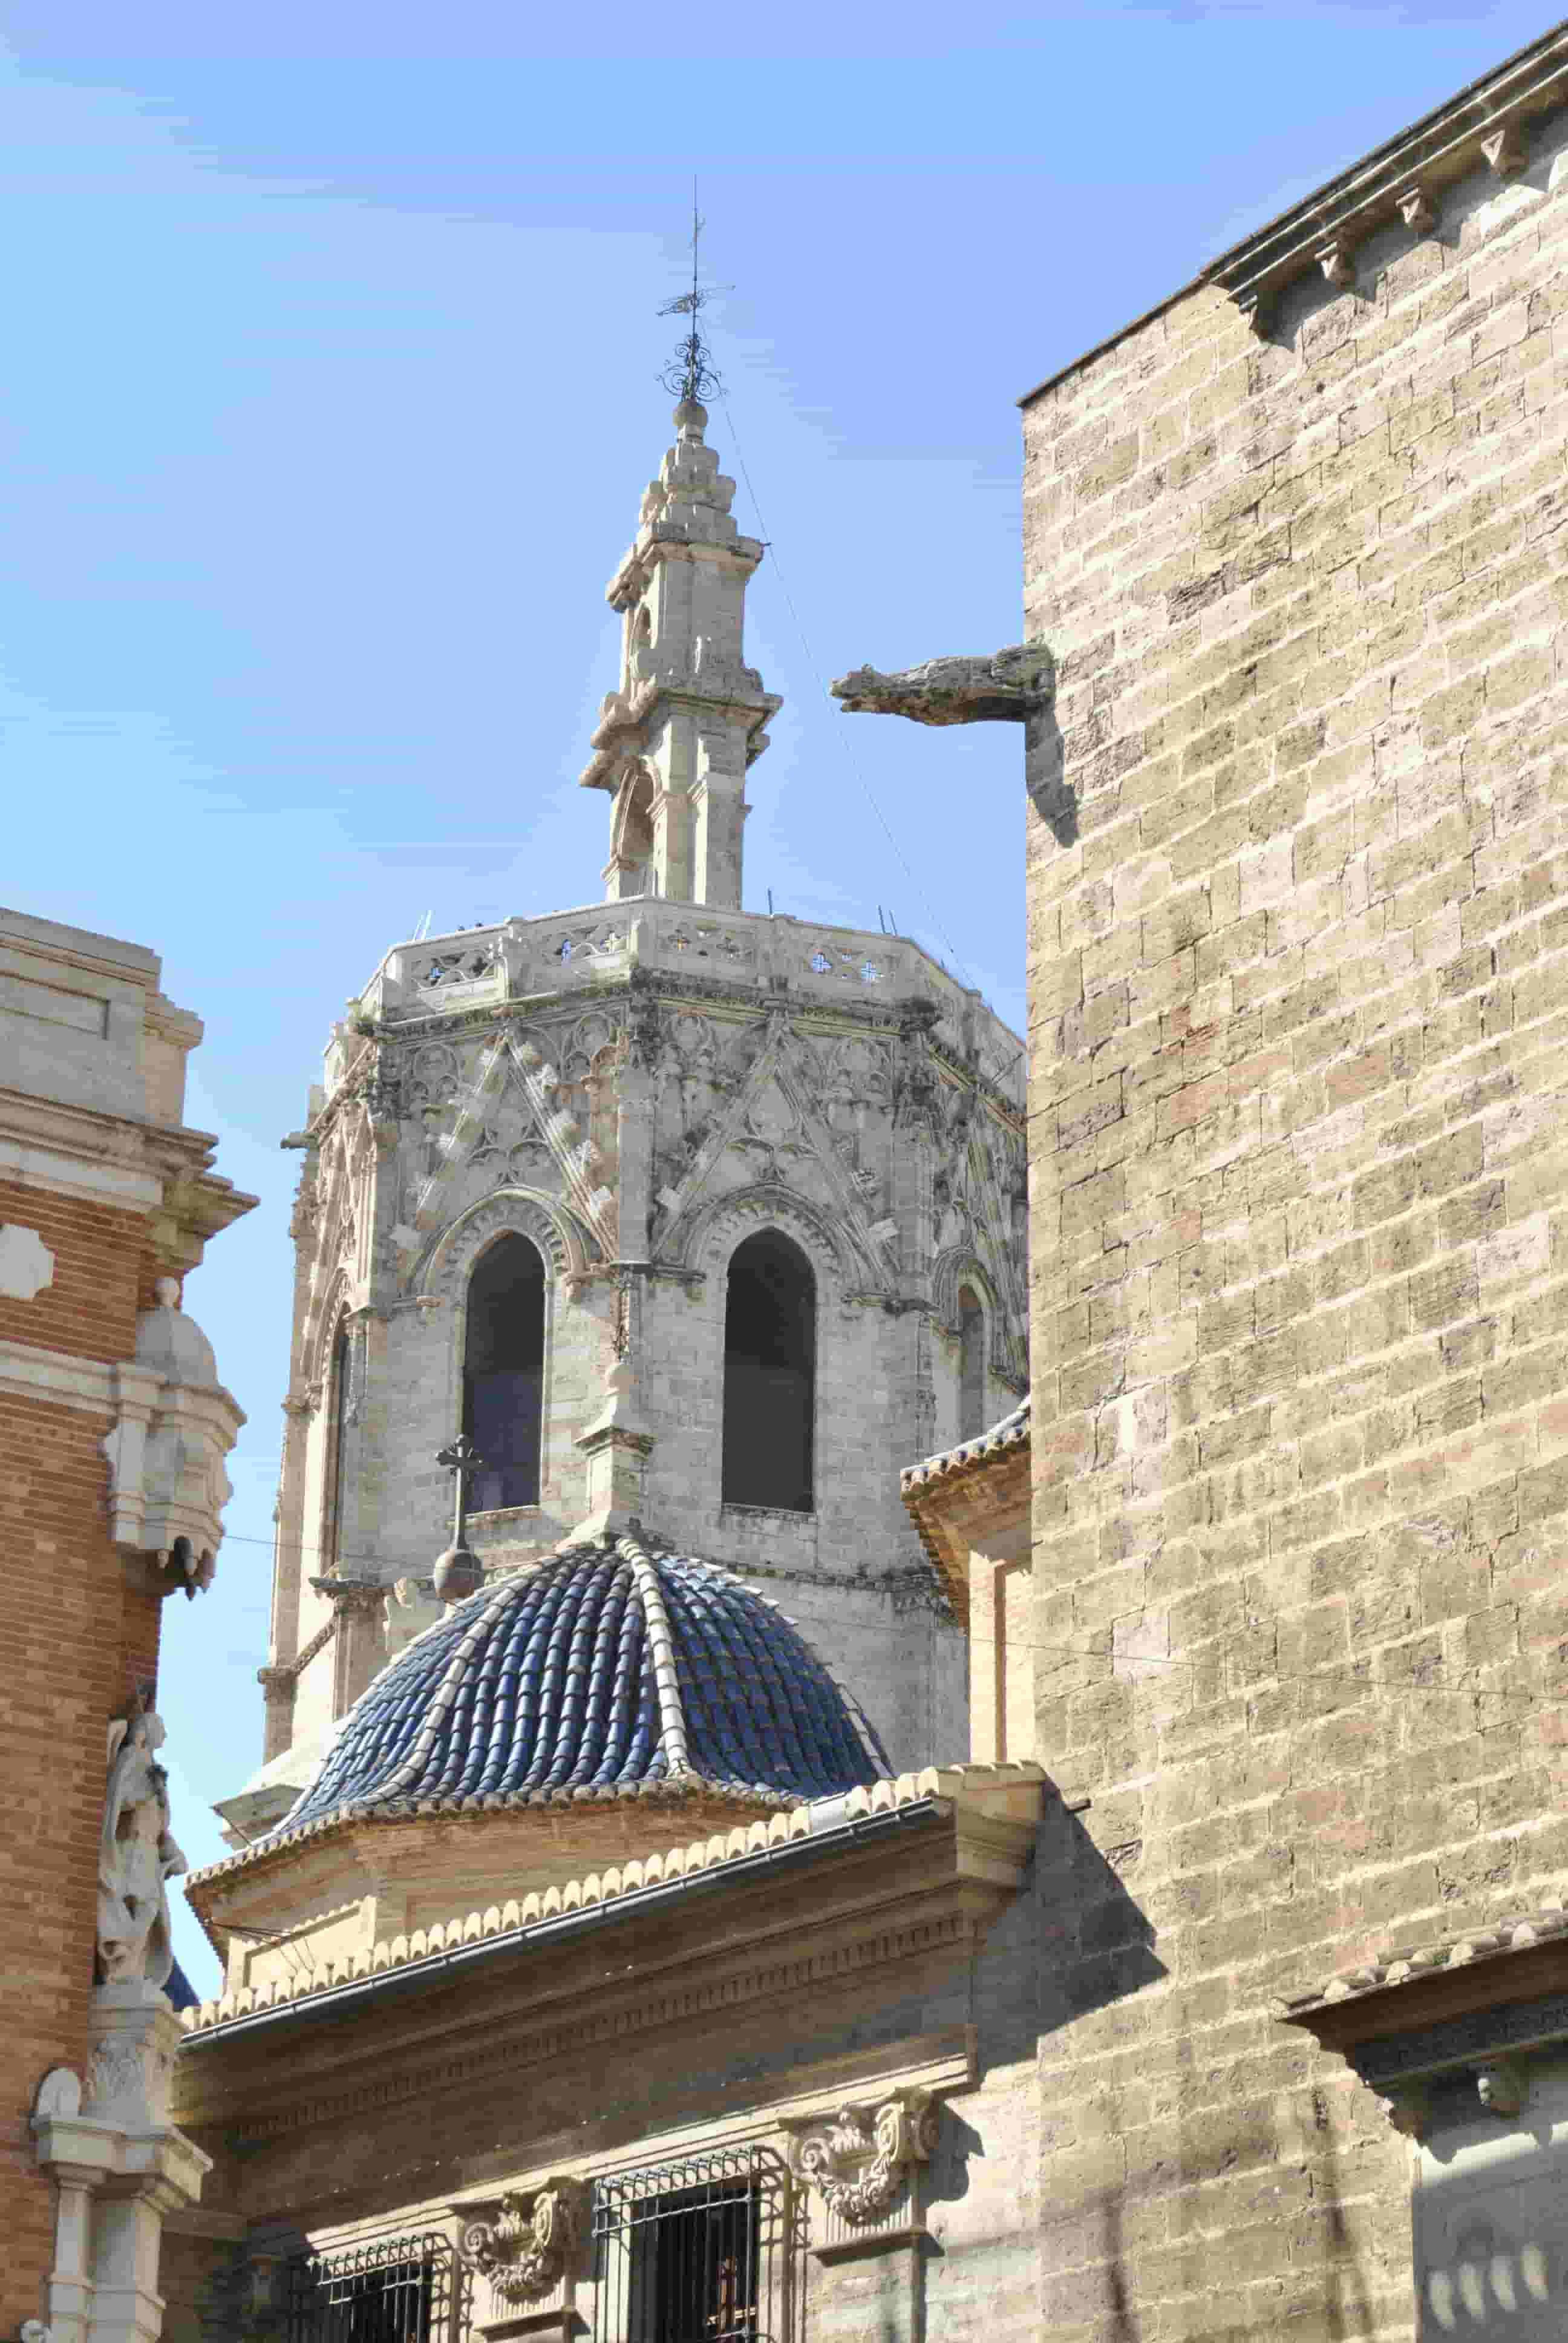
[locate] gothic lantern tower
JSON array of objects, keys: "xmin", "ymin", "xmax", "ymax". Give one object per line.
[{"xmin": 220, "ymin": 398, "xmax": 1027, "ymax": 1849}]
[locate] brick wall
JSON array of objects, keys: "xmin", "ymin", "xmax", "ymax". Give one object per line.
[
  {"xmin": 0, "ymin": 1180, "xmax": 165, "ymax": 2325},
  {"xmin": 0, "ymin": 1389, "xmax": 162, "ymax": 2327},
  {"xmin": 1023, "ymin": 111, "xmax": 1568, "ymax": 2341},
  {"xmin": 0, "ymin": 1178, "xmax": 144, "ymax": 1358}
]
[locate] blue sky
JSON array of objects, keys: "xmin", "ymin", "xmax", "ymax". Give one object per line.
[{"xmin": 2, "ymin": 0, "xmax": 1554, "ymax": 1990}]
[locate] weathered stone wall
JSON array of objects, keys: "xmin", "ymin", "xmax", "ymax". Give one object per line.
[
  {"xmin": 268, "ymin": 963, "xmax": 1025, "ymax": 1778},
  {"xmin": 1023, "ymin": 103, "xmax": 1568, "ymax": 2343}
]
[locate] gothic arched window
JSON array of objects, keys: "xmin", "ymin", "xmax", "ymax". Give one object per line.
[
  {"xmin": 722, "ymin": 1231, "xmax": 815, "ymax": 1513},
  {"xmin": 325, "ymin": 1320, "xmax": 352, "ymax": 1566},
  {"xmin": 463, "ymin": 1235, "xmax": 546, "ymax": 1511},
  {"xmin": 959, "ymin": 1283, "xmax": 986, "ymax": 1443}
]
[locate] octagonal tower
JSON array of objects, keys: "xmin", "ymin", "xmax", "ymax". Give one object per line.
[{"xmin": 227, "ymin": 402, "xmax": 1026, "ymax": 1843}]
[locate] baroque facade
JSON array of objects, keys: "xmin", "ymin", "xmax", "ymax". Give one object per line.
[{"xmin": 0, "ymin": 906, "xmax": 252, "ymax": 2343}]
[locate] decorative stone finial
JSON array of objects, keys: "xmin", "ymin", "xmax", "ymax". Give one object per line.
[{"xmin": 433, "ymin": 1435, "xmax": 486, "ymax": 1602}]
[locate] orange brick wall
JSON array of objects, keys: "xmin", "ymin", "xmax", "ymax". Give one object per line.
[
  {"xmin": 0, "ymin": 1185, "xmax": 164, "ymax": 2326},
  {"xmin": 0, "ymin": 1179, "xmax": 144, "ymax": 1360}
]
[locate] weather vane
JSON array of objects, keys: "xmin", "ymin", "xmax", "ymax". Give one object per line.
[{"xmin": 658, "ymin": 182, "xmax": 727, "ymax": 405}]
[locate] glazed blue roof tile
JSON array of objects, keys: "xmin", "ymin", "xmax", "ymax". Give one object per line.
[{"xmin": 275, "ymin": 1540, "xmax": 887, "ymax": 1836}]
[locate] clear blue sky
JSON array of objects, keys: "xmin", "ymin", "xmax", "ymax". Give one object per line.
[{"xmin": 3, "ymin": 1, "xmax": 1553, "ymax": 1991}]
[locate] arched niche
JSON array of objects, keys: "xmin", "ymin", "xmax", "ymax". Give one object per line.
[
  {"xmin": 958, "ymin": 1283, "xmax": 987, "ymax": 1443},
  {"xmin": 722, "ymin": 1230, "xmax": 816, "ymax": 1514},
  {"xmin": 463, "ymin": 1234, "xmax": 546, "ymax": 1512}
]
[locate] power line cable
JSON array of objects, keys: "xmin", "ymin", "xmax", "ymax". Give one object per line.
[
  {"xmin": 720, "ymin": 398, "xmax": 976, "ymax": 991},
  {"xmin": 209, "ymin": 1529, "xmax": 1568, "ymax": 1714}
]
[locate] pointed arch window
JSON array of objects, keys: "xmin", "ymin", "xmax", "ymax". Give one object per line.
[
  {"xmin": 958, "ymin": 1284, "xmax": 986, "ymax": 1443},
  {"xmin": 463, "ymin": 1235, "xmax": 545, "ymax": 1511},
  {"xmin": 722, "ymin": 1231, "xmax": 815, "ymax": 1513},
  {"xmin": 323, "ymin": 1320, "xmax": 354, "ymax": 1568}
]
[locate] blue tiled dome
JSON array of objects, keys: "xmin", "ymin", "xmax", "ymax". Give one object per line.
[{"xmin": 279, "ymin": 1539, "xmax": 888, "ymax": 1834}]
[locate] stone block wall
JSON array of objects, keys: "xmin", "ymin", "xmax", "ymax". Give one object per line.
[{"xmin": 1023, "ymin": 103, "xmax": 1568, "ymax": 2342}]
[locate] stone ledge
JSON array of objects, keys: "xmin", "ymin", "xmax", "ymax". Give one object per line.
[{"xmin": 1204, "ymin": 21, "xmax": 1568, "ymax": 333}]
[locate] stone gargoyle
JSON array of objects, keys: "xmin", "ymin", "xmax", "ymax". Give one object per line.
[{"xmin": 830, "ymin": 643, "xmax": 1053, "ymax": 726}]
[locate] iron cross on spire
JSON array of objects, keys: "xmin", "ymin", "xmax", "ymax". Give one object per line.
[
  {"xmin": 433, "ymin": 1434, "xmax": 486, "ymax": 1601},
  {"xmin": 658, "ymin": 182, "xmax": 727, "ymax": 405}
]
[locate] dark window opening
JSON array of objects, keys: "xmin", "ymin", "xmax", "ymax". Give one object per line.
[
  {"xmin": 463, "ymin": 1234, "xmax": 545, "ymax": 1511},
  {"xmin": 722, "ymin": 1232, "xmax": 814, "ymax": 1513},
  {"xmin": 594, "ymin": 2146, "xmax": 791, "ymax": 2343},
  {"xmin": 327, "ymin": 1323, "xmax": 351, "ymax": 1567},
  {"xmin": 284, "ymin": 2235, "xmax": 457, "ymax": 2343},
  {"xmin": 958, "ymin": 1283, "xmax": 986, "ymax": 1443}
]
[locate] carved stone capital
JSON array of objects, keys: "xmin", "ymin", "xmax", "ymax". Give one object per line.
[
  {"xmin": 786, "ymin": 2088, "xmax": 939, "ymax": 2226},
  {"xmin": 459, "ymin": 2176, "xmax": 589, "ymax": 2304}
]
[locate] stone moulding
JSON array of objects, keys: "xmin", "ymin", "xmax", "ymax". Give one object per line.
[
  {"xmin": 1277, "ymin": 1898, "xmax": 1568, "ymax": 2136},
  {"xmin": 1204, "ymin": 22, "xmax": 1568, "ymax": 335},
  {"xmin": 459, "ymin": 2176, "xmax": 589, "ymax": 2303},
  {"xmin": 785, "ymin": 2087, "xmax": 939, "ymax": 2226}
]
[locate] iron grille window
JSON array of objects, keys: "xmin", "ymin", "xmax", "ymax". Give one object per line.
[
  {"xmin": 284, "ymin": 2233, "xmax": 461, "ymax": 2343},
  {"xmin": 593, "ymin": 2146, "xmax": 796, "ymax": 2343}
]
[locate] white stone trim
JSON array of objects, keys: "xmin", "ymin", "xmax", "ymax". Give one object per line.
[
  {"xmin": 0, "ymin": 1133, "xmax": 163, "ymax": 1212},
  {"xmin": 0, "ymin": 1222, "xmax": 54, "ymax": 1299},
  {"xmin": 0, "ymin": 1337, "xmax": 117, "ymax": 1415}
]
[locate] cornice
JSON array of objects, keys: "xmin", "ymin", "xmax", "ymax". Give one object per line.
[
  {"xmin": 174, "ymin": 1784, "xmax": 1040, "ymax": 2151},
  {"xmin": 181, "ymin": 1765, "xmax": 1045, "ymax": 2043},
  {"xmin": 1205, "ymin": 22, "xmax": 1568, "ymax": 335},
  {"xmin": 1018, "ymin": 16, "xmax": 1568, "ymax": 401}
]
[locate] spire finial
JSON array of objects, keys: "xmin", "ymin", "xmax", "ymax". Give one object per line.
[{"xmin": 658, "ymin": 180, "xmax": 725, "ymax": 408}]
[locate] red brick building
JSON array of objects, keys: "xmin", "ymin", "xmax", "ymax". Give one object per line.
[{"xmin": 0, "ymin": 905, "xmax": 252, "ymax": 2342}]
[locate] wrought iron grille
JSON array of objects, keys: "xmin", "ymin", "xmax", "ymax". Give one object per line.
[
  {"xmin": 592, "ymin": 2145, "xmax": 797, "ymax": 2343},
  {"xmin": 283, "ymin": 2232, "xmax": 463, "ymax": 2343}
]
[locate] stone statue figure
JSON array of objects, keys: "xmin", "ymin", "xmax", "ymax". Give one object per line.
[{"xmin": 96, "ymin": 1696, "xmax": 186, "ymax": 1991}]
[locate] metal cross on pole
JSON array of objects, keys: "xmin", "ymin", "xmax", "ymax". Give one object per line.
[{"xmin": 433, "ymin": 1434, "xmax": 486, "ymax": 1601}]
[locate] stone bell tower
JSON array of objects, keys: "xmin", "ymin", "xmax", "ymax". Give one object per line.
[
  {"xmin": 220, "ymin": 398, "xmax": 1028, "ymax": 1847},
  {"xmin": 582, "ymin": 395, "xmax": 781, "ymax": 909}
]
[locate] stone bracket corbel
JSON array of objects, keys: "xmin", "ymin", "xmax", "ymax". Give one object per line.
[
  {"xmin": 458, "ymin": 2175, "xmax": 590, "ymax": 2307},
  {"xmin": 785, "ymin": 2088, "xmax": 940, "ymax": 2232}
]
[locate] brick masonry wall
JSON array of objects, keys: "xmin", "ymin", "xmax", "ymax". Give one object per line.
[
  {"xmin": 1023, "ymin": 111, "xmax": 1568, "ymax": 2342},
  {"xmin": 0, "ymin": 1177, "xmax": 144, "ymax": 1358},
  {"xmin": 0, "ymin": 1389, "xmax": 163, "ymax": 2329},
  {"xmin": 0, "ymin": 1181, "xmax": 165, "ymax": 2325}
]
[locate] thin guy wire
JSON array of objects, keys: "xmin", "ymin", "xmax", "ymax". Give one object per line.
[
  {"xmin": 211, "ymin": 1527, "xmax": 1568, "ymax": 1712},
  {"xmin": 719, "ymin": 396, "xmax": 975, "ymax": 991}
]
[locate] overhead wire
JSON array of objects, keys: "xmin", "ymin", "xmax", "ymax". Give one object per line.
[{"xmin": 207, "ymin": 1525, "xmax": 1568, "ymax": 1716}]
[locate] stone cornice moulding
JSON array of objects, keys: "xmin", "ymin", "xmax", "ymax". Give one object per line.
[
  {"xmin": 189, "ymin": 1907, "xmax": 981, "ymax": 2149},
  {"xmin": 0, "ymin": 1085, "xmax": 258, "ymax": 1261},
  {"xmin": 1204, "ymin": 22, "xmax": 1568, "ymax": 334}
]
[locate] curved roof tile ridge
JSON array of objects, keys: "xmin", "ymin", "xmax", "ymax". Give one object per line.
[
  {"xmin": 258, "ymin": 1536, "xmax": 886, "ymax": 1844},
  {"xmin": 901, "ymin": 1394, "xmax": 1030, "ymax": 1493}
]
